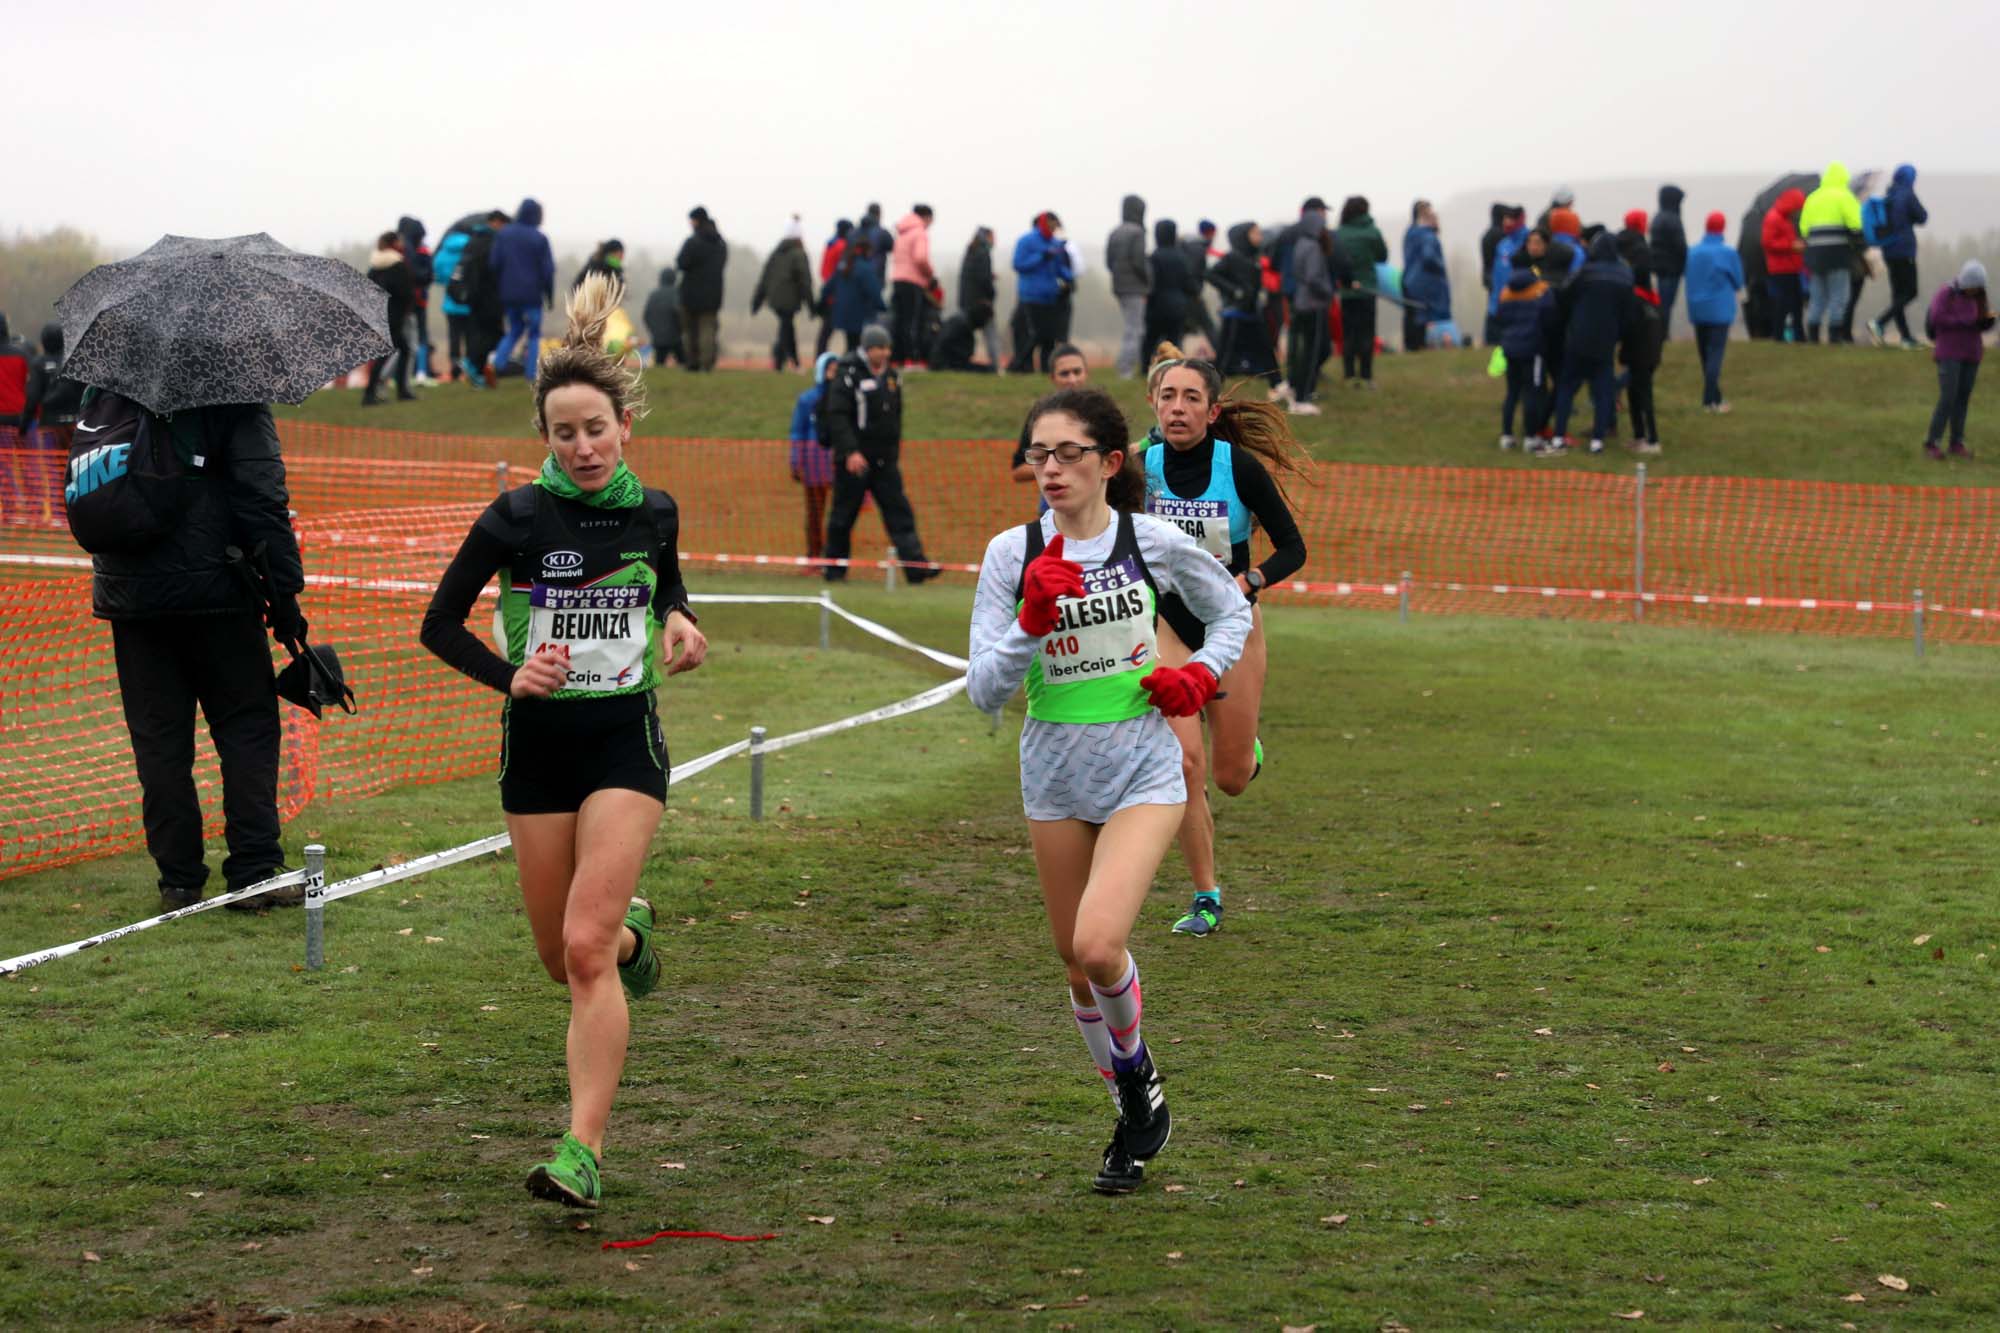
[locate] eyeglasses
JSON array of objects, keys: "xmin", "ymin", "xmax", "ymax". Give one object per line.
[{"xmin": 1022, "ymin": 443, "xmax": 1107, "ymax": 466}]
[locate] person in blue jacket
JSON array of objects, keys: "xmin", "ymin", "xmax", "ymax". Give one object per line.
[
  {"xmin": 1683, "ymin": 211, "xmax": 1745, "ymax": 412},
  {"xmin": 828, "ymin": 239, "xmax": 885, "ymax": 352},
  {"xmin": 1868, "ymin": 165, "xmax": 1930, "ymax": 347},
  {"xmin": 490, "ymin": 197, "xmax": 556, "ymax": 378},
  {"xmin": 432, "ymin": 221, "xmax": 475, "ymax": 384},
  {"xmin": 1401, "ymin": 200, "xmax": 1451, "ymax": 351},
  {"xmin": 1013, "ymin": 211, "xmax": 1074, "ymax": 372}
]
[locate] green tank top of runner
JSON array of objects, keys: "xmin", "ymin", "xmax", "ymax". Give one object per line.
[
  {"xmin": 1016, "ymin": 512, "xmax": 1160, "ymax": 725},
  {"xmin": 496, "ymin": 486, "xmax": 666, "ymax": 701}
]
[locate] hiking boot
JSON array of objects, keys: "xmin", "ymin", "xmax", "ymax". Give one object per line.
[
  {"xmin": 619, "ymin": 897, "xmax": 660, "ymax": 999},
  {"xmin": 1949, "ymin": 442, "xmax": 1974, "ymax": 460},
  {"xmin": 526, "ymin": 1132, "xmax": 601, "ymax": 1209},
  {"xmin": 1111, "ymin": 1051, "xmax": 1171, "ymax": 1161},
  {"xmin": 224, "ymin": 868, "xmax": 303, "ymax": 911},
  {"xmin": 159, "ymin": 885, "xmax": 203, "ymax": 913},
  {"xmin": 1172, "ymin": 893, "xmax": 1223, "ymax": 937},
  {"xmin": 1925, "ymin": 443, "xmax": 1946, "ymax": 461},
  {"xmin": 1092, "ymin": 1122, "xmax": 1145, "ymax": 1195}
]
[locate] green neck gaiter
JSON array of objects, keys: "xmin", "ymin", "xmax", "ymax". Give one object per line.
[{"xmin": 535, "ymin": 455, "xmax": 644, "ymax": 509}]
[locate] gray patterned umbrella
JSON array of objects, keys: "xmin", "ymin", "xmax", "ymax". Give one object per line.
[{"xmin": 55, "ymin": 233, "xmax": 393, "ymax": 413}]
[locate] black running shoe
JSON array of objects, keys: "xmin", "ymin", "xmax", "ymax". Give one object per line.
[
  {"xmin": 1092, "ymin": 1122, "xmax": 1144, "ymax": 1195},
  {"xmin": 1112, "ymin": 1051, "xmax": 1172, "ymax": 1161}
]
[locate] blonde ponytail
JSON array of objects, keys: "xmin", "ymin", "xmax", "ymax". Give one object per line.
[{"xmin": 532, "ymin": 272, "xmax": 649, "ymax": 433}]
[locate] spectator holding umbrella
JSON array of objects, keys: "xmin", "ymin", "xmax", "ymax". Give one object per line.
[
  {"xmin": 1684, "ymin": 211, "xmax": 1744, "ymax": 413},
  {"xmin": 490, "ymin": 198, "xmax": 555, "ymax": 378},
  {"xmin": 56, "ymin": 232, "xmax": 391, "ymax": 911}
]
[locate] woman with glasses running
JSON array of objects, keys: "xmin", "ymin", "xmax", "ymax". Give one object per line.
[
  {"xmin": 968, "ymin": 387, "xmax": 1252, "ymax": 1194},
  {"xmin": 1141, "ymin": 345, "xmax": 1310, "ymax": 937},
  {"xmin": 420, "ymin": 274, "xmax": 708, "ymax": 1209}
]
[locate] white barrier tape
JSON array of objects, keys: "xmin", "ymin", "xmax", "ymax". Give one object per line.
[
  {"xmin": 668, "ymin": 738, "xmax": 752, "ymax": 783},
  {"xmin": 755, "ymin": 677, "xmax": 969, "ymax": 755},
  {"xmin": 0, "ymin": 869, "xmax": 308, "ymax": 977},
  {"xmin": 819, "ymin": 598, "xmax": 971, "ymax": 671},
  {"xmin": 314, "ymin": 832, "xmax": 513, "ymax": 907}
]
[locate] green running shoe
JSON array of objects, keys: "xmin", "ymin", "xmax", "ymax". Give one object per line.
[
  {"xmin": 619, "ymin": 896, "xmax": 659, "ymax": 999},
  {"xmin": 1172, "ymin": 892, "xmax": 1223, "ymax": 936},
  {"xmin": 525, "ymin": 1131, "xmax": 601, "ymax": 1209},
  {"xmin": 1250, "ymin": 736, "xmax": 1264, "ymax": 784}
]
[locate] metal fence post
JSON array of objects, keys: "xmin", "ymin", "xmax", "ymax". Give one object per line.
[
  {"xmin": 749, "ymin": 726, "xmax": 767, "ymax": 820},
  {"xmin": 818, "ymin": 592, "xmax": 832, "ymax": 651},
  {"xmin": 494, "ymin": 460, "xmax": 509, "ymax": 495},
  {"xmin": 1633, "ymin": 462, "xmax": 1647, "ymax": 623},
  {"xmin": 303, "ymin": 843, "xmax": 326, "ymax": 971},
  {"xmin": 1399, "ymin": 571, "xmax": 1411, "ymax": 623},
  {"xmin": 1914, "ymin": 587, "xmax": 1925, "ymax": 659},
  {"xmin": 884, "ymin": 547, "xmax": 899, "ymax": 592}
]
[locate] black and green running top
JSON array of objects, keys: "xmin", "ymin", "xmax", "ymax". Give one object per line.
[{"xmin": 420, "ymin": 483, "xmax": 693, "ymax": 700}]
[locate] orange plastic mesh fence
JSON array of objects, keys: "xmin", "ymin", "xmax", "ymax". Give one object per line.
[{"xmin": 4, "ymin": 425, "xmax": 1998, "ymax": 881}]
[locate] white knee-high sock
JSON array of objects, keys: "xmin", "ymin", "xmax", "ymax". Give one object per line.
[
  {"xmin": 1070, "ymin": 995, "xmax": 1120, "ymax": 1107},
  {"xmin": 1090, "ymin": 955, "xmax": 1146, "ymax": 1072}
]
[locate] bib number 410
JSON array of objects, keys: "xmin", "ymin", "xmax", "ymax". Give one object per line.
[{"xmin": 1043, "ymin": 634, "xmax": 1080, "ymax": 656}]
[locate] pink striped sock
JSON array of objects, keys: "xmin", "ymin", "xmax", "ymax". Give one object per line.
[
  {"xmin": 1089, "ymin": 956, "xmax": 1145, "ymax": 1073},
  {"xmin": 1070, "ymin": 996, "xmax": 1120, "ymax": 1107}
]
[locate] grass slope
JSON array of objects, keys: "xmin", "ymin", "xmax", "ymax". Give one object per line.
[
  {"xmin": 275, "ymin": 341, "xmax": 1974, "ymax": 487},
  {"xmin": 3, "ymin": 580, "xmax": 1997, "ymax": 1328}
]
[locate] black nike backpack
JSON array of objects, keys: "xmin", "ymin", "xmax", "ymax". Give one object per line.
[{"xmin": 63, "ymin": 391, "xmax": 203, "ymax": 554}]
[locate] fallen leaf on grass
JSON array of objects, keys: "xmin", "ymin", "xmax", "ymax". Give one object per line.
[
  {"xmin": 82, "ymin": 1252, "xmax": 100, "ymax": 1262},
  {"xmin": 396, "ymin": 928, "xmax": 414, "ymax": 937},
  {"xmin": 572, "ymin": 1220, "xmax": 591, "ymax": 1232},
  {"xmin": 1691, "ymin": 1177, "xmax": 1713, "ymax": 1185},
  {"xmin": 1841, "ymin": 1292, "xmax": 1866, "ymax": 1302},
  {"xmin": 1407, "ymin": 1103, "xmax": 1428, "ymax": 1112},
  {"xmin": 1321, "ymin": 1213, "xmax": 1349, "ymax": 1226},
  {"xmin": 187, "ymin": 1192, "xmax": 204, "ymax": 1199},
  {"xmin": 239, "ymin": 1242, "xmax": 262, "ymax": 1252},
  {"xmin": 1657, "ymin": 1062, "xmax": 1676, "ymax": 1073},
  {"xmin": 1533, "ymin": 1027, "xmax": 1555, "ymax": 1036},
  {"xmin": 469, "ymin": 1133, "xmax": 490, "ymax": 1140},
  {"xmin": 1282, "ymin": 1325, "xmax": 1317, "ymax": 1333},
  {"xmin": 1913, "ymin": 934, "xmax": 1932, "ymax": 946},
  {"xmin": 623, "ymin": 1261, "xmax": 641, "ymax": 1272},
  {"xmin": 1586, "ymin": 1083, "xmax": 1602, "ymax": 1090},
  {"xmin": 1679, "ymin": 1045, "xmax": 1698, "ymax": 1053},
  {"xmin": 805, "ymin": 1215, "xmax": 835, "ymax": 1225},
  {"xmin": 1163, "ymin": 1184, "xmax": 1186, "ymax": 1193},
  {"xmin": 410, "ymin": 1266, "xmax": 433, "ymax": 1276},
  {"xmin": 1233, "ymin": 1179, "xmax": 1246, "ymax": 1188},
  {"xmin": 1815, "ymin": 944, "xmax": 1833, "ymax": 953},
  {"xmin": 1022, "ymin": 1296, "xmax": 1090, "ymax": 1312},
  {"xmin": 1931, "ymin": 1200, "xmax": 1948, "ymax": 1209},
  {"xmin": 423, "ymin": 936, "xmax": 444, "ymax": 945},
  {"xmin": 1877, "ymin": 1274, "xmax": 1909, "ymax": 1291},
  {"xmin": 659, "ymin": 1161, "xmax": 686, "ymax": 1170},
  {"xmin": 1165, "ymin": 1251, "xmax": 1183, "ymax": 1260},
  {"xmin": 478, "ymin": 1004, "xmax": 498, "ymax": 1012},
  {"xmin": 1611, "ymin": 1312, "xmax": 1644, "ymax": 1321}
]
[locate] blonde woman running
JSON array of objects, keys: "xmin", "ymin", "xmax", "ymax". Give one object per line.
[{"xmin": 421, "ymin": 275, "xmax": 708, "ymax": 1208}]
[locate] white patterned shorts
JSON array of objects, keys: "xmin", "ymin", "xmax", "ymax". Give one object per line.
[{"xmin": 1019, "ymin": 713, "xmax": 1187, "ymax": 824}]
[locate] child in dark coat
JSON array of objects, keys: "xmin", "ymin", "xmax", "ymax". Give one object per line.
[{"xmin": 1623, "ymin": 286, "xmax": 1665, "ymax": 453}]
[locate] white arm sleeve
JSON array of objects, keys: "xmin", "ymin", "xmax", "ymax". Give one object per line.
[
  {"xmin": 968, "ymin": 527, "xmax": 1039, "ymax": 713},
  {"xmin": 1138, "ymin": 515, "xmax": 1253, "ymax": 679}
]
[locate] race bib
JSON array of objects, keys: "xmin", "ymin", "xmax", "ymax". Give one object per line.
[
  {"xmin": 1148, "ymin": 495, "xmax": 1231, "ymax": 562},
  {"xmin": 1038, "ymin": 558, "xmax": 1157, "ymax": 685},
  {"xmin": 526, "ymin": 582, "xmax": 649, "ymax": 692}
]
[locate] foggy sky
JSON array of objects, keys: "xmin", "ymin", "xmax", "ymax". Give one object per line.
[{"xmin": 10, "ymin": 0, "xmax": 1995, "ymax": 259}]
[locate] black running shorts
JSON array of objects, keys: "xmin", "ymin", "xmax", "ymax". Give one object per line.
[{"xmin": 499, "ymin": 693, "xmax": 668, "ymax": 814}]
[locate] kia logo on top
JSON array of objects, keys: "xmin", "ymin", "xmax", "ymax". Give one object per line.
[{"xmin": 542, "ymin": 550, "xmax": 584, "ymax": 578}]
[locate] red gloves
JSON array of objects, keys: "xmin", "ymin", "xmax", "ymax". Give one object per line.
[
  {"xmin": 1141, "ymin": 662, "xmax": 1218, "ymax": 717},
  {"xmin": 1018, "ymin": 533, "xmax": 1085, "ymax": 637}
]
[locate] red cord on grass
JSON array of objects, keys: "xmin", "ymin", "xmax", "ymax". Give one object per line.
[{"xmin": 602, "ymin": 1229, "xmax": 779, "ymax": 1249}]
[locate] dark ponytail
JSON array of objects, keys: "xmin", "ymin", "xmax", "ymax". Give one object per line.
[{"xmin": 1025, "ymin": 387, "xmax": 1147, "ymax": 513}]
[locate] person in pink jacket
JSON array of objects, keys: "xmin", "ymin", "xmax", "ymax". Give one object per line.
[{"xmin": 890, "ymin": 205, "xmax": 935, "ymax": 365}]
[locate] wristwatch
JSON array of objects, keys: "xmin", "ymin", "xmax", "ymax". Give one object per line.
[{"xmin": 1244, "ymin": 568, "xmax": 1266, "ymax": 600}]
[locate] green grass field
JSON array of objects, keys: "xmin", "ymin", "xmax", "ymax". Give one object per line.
[
  {"xmin": 275, "ymin": 340, "xmax": 1974, "ymax": 487},
  {"xmin": 4, "ymin": 577, "xmax": 1998, "ymax": 1329}
]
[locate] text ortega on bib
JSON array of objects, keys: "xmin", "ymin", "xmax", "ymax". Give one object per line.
[
  {"xmin": 527, "ymin": 577, "xmax": 650, "ymax": 691},
  {"xmin": 1040, "ymin": 557, "xmax": 1156, "ymax": 685},
  {"xmin": 1147, "ymin": 496, "xmax": 1231, "ymax": 562}
]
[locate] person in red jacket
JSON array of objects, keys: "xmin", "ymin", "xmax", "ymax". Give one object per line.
[{"xmin": 1762, "ymin": 189, "xmax": 1807, "ymax": 343}]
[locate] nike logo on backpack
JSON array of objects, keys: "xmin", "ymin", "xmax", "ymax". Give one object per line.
[{"xmin": 77, "ymin": 423, "xmax": 107, "ymax": 433}]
